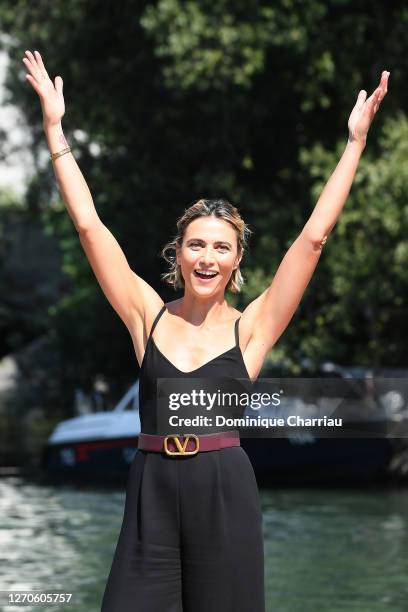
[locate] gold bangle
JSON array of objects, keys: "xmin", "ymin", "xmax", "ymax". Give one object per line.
[{"xmin": 50, "ymin": 146, "xmax": 72, "ymax": 161}]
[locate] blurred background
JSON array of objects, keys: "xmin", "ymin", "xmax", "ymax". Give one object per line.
[{"xmin": 1, "ymin": 1, "xmax": 408, "ymax": 610}]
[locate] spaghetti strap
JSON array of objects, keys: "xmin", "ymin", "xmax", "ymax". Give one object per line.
[
  {"xmin": 148, "ymin": 304, "xmax": 166, "ymax": 341},
  {"xmin": 234, "ymin": 317, "xmax": 241, "ymax": 347}
]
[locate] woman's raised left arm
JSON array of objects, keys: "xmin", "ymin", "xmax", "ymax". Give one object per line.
[
  {"xmin": 303, "ymin": 70, "xmax": 389, "ymax": 244},
  {"xmin": 244, "ymin": 71, "xmax": 390, "ymax": 353}
]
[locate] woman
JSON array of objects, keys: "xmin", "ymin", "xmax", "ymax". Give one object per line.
[{"xmin": 23, "ymin": 49, "xmax": 389, "ymax": 611}]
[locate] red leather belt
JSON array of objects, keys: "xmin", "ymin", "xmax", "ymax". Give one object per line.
[{"xmin": 137, "ymin": 431, "xmax": 240, "ymax": 456}]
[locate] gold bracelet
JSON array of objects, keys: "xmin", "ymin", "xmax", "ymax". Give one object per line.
[{"xmin": 50, "ymin": 146, "xmax": 72, "ymax": 161}]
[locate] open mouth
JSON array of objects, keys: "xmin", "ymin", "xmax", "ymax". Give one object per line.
[{"xmin": 194, "ymin": 270, "xmax": 219, "ymax": 279}]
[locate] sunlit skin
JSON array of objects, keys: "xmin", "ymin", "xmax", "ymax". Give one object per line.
[{"xmin": 175, "ymin": 217, "xmax": 242, "ymax": 319}]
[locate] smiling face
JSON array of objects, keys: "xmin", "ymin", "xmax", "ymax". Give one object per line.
[{"xmin": 176, "ymin": 216, "xmax": 242, "ymax": 296}]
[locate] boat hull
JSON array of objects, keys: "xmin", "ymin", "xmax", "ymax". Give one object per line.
[{"xmin": 42, "ymin": 437, "xmax": 138, "ymax": 483}]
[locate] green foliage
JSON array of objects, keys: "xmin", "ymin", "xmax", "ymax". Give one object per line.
[
  {"xmin": 140, "ymin": 0, "xmax": 325, "ymax": 90},
  {"xmin": 298, "ymin": 113, "xmax": 408, "ymax": 366}
]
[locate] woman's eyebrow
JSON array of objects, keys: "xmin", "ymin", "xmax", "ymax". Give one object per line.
[{"xmin": 187, "ymin": 238, "xmax": 232, "ymax": 246}]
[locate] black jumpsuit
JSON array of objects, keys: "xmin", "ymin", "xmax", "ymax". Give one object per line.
[{"xmin": 100, "ymin": 305, "xmax": 265, "ymax": 611}]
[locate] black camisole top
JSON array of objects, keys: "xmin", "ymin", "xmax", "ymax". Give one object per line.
[{"xmin": 138, "ymin": 305, "xmax": 252, "ymax": 435}]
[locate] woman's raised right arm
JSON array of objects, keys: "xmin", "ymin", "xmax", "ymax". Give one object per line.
[{"xmin": 23, "ymin": 50, "xmax": 162, "ymax": 330}]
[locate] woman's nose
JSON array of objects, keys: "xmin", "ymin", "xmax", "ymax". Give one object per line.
[{"xmin": 201, "ymin": 247, "xmax": 215, "ymax": 264}]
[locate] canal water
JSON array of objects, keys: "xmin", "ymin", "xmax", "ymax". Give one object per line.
[{"xmin": 1, "ymin": 477, "xmax": 408, "ymax": 611}]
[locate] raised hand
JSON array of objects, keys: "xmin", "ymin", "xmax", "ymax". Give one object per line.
[
  {"xmin": 348, "ymin": 71, "xmax": 389, "ymax": 145},
  {"xmin": 23, "ymin": 50, "xmax": 65, "ymax": 127}
]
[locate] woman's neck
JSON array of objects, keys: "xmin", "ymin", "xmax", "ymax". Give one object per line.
[{"xmin": 170, "ymin": 294, "xmax": 233, "ymax": 328}]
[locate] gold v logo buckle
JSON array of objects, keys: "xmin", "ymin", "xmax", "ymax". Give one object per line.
[{"xmin": 163, "ymin": 434, "xmax": 200, "ymax": 456}]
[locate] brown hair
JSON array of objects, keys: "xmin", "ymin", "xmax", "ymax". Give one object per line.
[{"xmin": 161, "ymin": 198, "xmax": 252, "ymax": 293}]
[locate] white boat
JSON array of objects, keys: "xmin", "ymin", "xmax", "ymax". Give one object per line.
[{"xmin": 44, "ymin": 381, "xmax": 141, "ymax": 481}]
